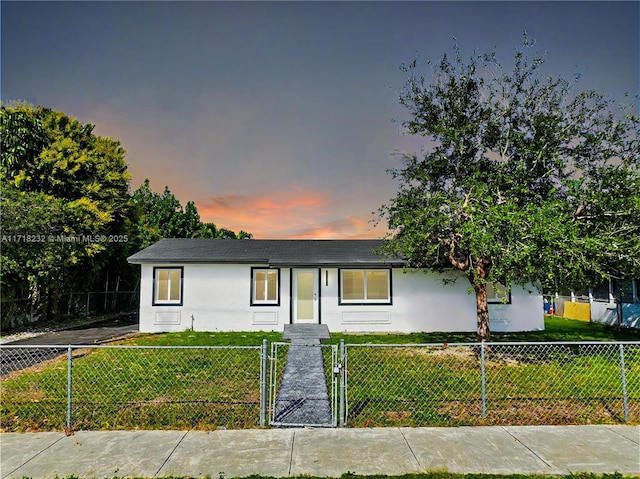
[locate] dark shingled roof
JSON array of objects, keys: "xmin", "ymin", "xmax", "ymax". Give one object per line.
[{"xmin": 127, "ymin": 238, "xmax": 404, "ymax": 267}]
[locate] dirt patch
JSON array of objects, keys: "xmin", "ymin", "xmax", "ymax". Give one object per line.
[
  {"xmin": 388, "ymin": 345, "xmax": 477, "ymax": 361},
  {"xmin": 381, "ymin": 410, "xmax": 412, "ymax": 421}
]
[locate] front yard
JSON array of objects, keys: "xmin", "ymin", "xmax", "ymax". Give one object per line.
[{"xmin": 1, "ymin": 317, "xmax": 638, "ymax": 431}]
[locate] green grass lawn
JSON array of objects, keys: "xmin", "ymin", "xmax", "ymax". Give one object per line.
[
  {"xmin": 123, "ymin": 316, "xmax": 640, "ymax": 347},
  {"xmin": 344, "ymin": 341, "xmax": 640, "ymax": 427},
  {"xmin": 1, "ymin": 344, "xmax": 265, "ymax": 432},
  {"xmin": 124, "ymin": 316, "xmax": 640, "ymax": 428},
  {"xmin": 2, "ymin": 316, "xmax": 638, "ymax": 432}
]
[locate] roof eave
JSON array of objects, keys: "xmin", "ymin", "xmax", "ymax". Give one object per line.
[
  {"xmin": 127, "ymin": 258, "xmax": 270, "ymax": 265},
  {"xmin": 128, "ymin": 259, "xmax": 406, "ymax": 267}
]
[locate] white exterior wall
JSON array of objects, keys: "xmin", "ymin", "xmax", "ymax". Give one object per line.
[
  {"xmin": 321, "ymin": 268, "xmax": 542, "ymax": 333},
  {"xmin": 138, "ymin": 264, "xmax": 544, "ymax": 333},
  {"xmin": 139, "ymin": 264, "xmax": 292, "ymax": 332}
]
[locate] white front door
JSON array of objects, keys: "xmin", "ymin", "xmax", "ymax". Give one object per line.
[{"xmin": 292, "ymin": 269, "xmax": 319, "ymax": 323}]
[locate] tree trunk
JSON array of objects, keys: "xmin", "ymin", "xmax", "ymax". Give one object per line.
[
  {"xmin": 467, "ymin": 260, "xmax": 491, "ymax": 342},
  {"xmin": 473, "ymin": 281, "xmax": 490, "ymax": 342}
]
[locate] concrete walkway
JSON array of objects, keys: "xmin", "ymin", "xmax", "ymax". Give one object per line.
[
  {"xmin": 1, "ymin": 425, "xmax": 638, "ymax": 478},
  {"xmin": 273, "ymin": 325, "xmax": 333, "ymax": 427}
]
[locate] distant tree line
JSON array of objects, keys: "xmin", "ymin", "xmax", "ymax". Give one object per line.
[
  {"xmin": 132, "ymin": 178, "xmax": 252, "ymax": 249},
  {"xmin": 0, "ymin": 102, "xmax": 251, "ymax": 328}
]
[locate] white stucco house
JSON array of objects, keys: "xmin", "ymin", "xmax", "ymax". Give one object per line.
[{"xmin": 127, "ymin": 238, "xmax": 544, "ymax": 333}]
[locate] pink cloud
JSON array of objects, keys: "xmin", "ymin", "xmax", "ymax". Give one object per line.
[
  {"xmin": 197, "ymin": 186, "xmax": 385, "ymax": 239},
  {"xmin": 293, "ymin": 216, "xmax": 386, "ymax": 240}
]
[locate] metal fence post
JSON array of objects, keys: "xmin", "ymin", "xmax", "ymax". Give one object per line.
[
  {"xmin": 619, "ymin": 343, "xmax": 629, "ymax": 423},
  {"xmin": 332, "ymin": 345, "xmax": 338, "ymax": 427},
  {"xmin": 260, "ymin": 339, "xmax": 268, "ymax": 427},
  {"xmin": 480, "ymin": 342, "xmax": 487, "ymax": 419},
  {"xmin": 339, "ymin": 339, "xmax": 346, "ymax": 427},
  {"xmin": 67, "ymin": 346, "xmax": 73, "ymax": 431}
]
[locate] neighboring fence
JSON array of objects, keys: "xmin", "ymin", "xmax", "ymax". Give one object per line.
[
  {"xmin": 344, "ymin": 341, "xmax": 640, "ymax": 427},
  {"xmin": 1, "ymin": 341, "xmax": 638, "ymax": 432},
  {"xmin": 1, "ymin": 291, "xmax": 139, "ymax": 329},
  {"xmin": 551, "ymin": 295, "xmax": 640, "ymax": 329},
  {"xmin": 0, "ymin": 343, "xmax": 267, "ymax": 432}
]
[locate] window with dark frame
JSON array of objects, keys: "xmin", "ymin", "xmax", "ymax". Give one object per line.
[
  {"xmin": 251, "ymin": 268, "xmax": 279, "ymax": 305},
  {"xmin": 486, "ymin": 281, "xmax": 511, "ymax": 304},
  {"xmin": 340, "ymin": 269, "xmax": 391, "ymax": 304},
  {"xmin": 153, "ymin": 267, "xmax": 183, "ymax": 305}
]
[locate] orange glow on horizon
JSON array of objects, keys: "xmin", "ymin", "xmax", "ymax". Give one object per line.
[{"xmin": 197, "ymin": 187, "xmax": 385, "ymax": 239}]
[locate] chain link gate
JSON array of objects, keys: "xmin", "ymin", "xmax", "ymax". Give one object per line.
[{"xmin": 269, "ymin": 342, "xmax": 339, "ymax": 427}]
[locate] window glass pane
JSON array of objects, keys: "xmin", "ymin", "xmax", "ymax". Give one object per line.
[
  {"xmin": 592, "ymin": 281, "xmax": 610, "ymax": 301},
  {"xmin": 343, "ymin": 271, "xmax": 364, "ymax": 300},
  {"xmin": 156, "ymin": 270, "xmax": 169, "ymax": 301},
  {"xmin": 255, "ymin": 271, "xmax": 266, "ymax": 301},
  {"xmin": 558, "ymin": 287, "xmax": 571, "ymax": 297},
  {"xmin": 485, "ymin": 281, "xmax": 496, "ymax": 299},
  {"xmin": 170, "ymin": 269, "xmax": 181, "ymax": 301},
  {"xmin": 267, "ymin": 271, "xmax": 278, "ymax": 301},
  {"xmin": 296, "ymin": 271, "xmax": 314, "ymax": 319},
  {"xmin": 614, "ymin": 279, "xmax": 634, "ymax": 303},
  {"xmin": 486, "ymin": 282, "xmax": 508, "ymax": 302},
  {"xmin": 574, "ymin": 288, "xmax": 589, "ymax": 299},
  {"xmin": 367, "ymin": 270, "xmax": 389, "ymax": 300}
]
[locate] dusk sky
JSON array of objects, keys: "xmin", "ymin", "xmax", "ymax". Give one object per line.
[{"xmin": 2, "ymin": 1, "xmax": 638, "ymax": 239}]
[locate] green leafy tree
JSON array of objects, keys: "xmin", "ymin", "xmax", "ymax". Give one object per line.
[
  {"xmin": 215, "ymin": 227, "xmax": 237, "ymax": 239},
  {"xmin": 237, "ymin": 230, "xmax": 253, "ymax": 240},
  {"xmin": 132, "ymin": 179, "xmax": 252, "ymax": 247},
  {"xmin": 1, "ymin": 103, "xmax": 135, "ymax": 323},
  {"xmin": 379, "ymin": 36, "xmax": 639, "ymax": 341},
  {"xmin": 132, "ymin": 179, "xmax": 191, "ymax": 247},
  {"xmin": 1, "ymin": 103, "xmax": 253, "ymax": 328},
  {"xmin": 199, "ymin": 222, "xmax": 219, "ymax": 238}
]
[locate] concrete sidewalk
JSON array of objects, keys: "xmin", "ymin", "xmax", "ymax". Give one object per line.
[{"xmin": 1, "ymin": 425, "xmax": 639, "ymax": 479}]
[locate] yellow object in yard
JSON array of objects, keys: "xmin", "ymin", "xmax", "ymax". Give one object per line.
[{"xmin": 563, "ymin": 302, "xmax": 591, "ymax": 321}]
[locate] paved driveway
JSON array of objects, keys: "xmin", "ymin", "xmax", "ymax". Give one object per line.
[
  {"xmin": 1, "ymin": 314, "xmax": 138, "ymax": 375},
  {"xmin": 4, "ymin": 314, "xmax": 138, "ymax": 346}
]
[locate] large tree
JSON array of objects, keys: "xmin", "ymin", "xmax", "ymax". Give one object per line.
[
  {"xmin": 1, "ymin": 103, "xmax": 254, "ymax": 328},
  {"xmin": 1, "ymin": 103, "xmax": 135, "ymax": 322},
  {"xmin": 379, "ymin": 36, "xmax": 639, "ymax": 341}
]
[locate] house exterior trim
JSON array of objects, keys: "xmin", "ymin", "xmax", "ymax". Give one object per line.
[{"xmin": 129, "ymin": 240, "xmax": 544, "ymax": 334}]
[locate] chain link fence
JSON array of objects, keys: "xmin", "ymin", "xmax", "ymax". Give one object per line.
[
  {"xmin": 343, "ymin": 341, "xmax": 639, "ymax": 427},
  {"xmin": 1, "ymin": 341, "xmax": 638, "ymax": 431},
  {"xmin": 1, "ymin": 344, "xmax": 267, "ymax": 432}
]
